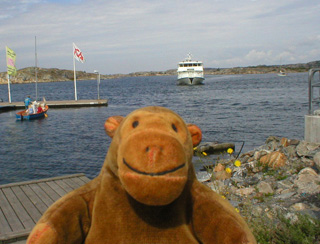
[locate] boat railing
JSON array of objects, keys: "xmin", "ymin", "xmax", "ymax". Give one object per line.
[{"xmin": 308, "ymin": 68, "xmax": 320, "ymax": 115}]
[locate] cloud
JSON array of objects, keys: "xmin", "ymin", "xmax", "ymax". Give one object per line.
[
  {"xmin": 245, "ymin": 50, "xmax": 273, "ymax": 63},
  {"xmin": 0, "ymin": 0, "xmax": 320, "ymax": 74}
]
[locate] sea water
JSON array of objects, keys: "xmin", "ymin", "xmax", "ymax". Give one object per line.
[{"xmin": 0, "ymin": 73, "xmax": 309, "ymax": 184}]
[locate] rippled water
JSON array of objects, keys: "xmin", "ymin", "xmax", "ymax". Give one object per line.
[{"xmin": 0, "ymin": 73, "xmax": 309, "ymax": 184}]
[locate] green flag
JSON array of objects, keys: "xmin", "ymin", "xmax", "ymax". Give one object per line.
[{"xmin": 6, "ymin": 46, "xmax": 17, "ymax": 76}]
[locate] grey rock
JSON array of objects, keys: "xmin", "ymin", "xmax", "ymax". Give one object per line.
[
  {"xmin": 257, "ymin": 181, "xmax": 274, "ymax": 194},
  {"xmin": 275, "ymin": 191, "xmax": 296, "ymax": 200},
  {"xmin": 265, "ymin": 136, "xmax": 280, "ymax": 144},
  {"xmin": 289, "ymin": 139, "xmax": 300, "ymax": 146},
  {"xmin": 314, "ymin": 151, "xmax": 320, "ymax": 170},
  {"xmin": 201, "ymin": 136, "xmax": 320, "ymax": 220},
  {"xmin": 229, "ymin": 200, "xmax": 240, "ymax": 208},
  {"xmin": 244, "ymin": 176, "xmax": 261, "ymax": 186},
  {"xmin": 277, "ymin": 178, "xmax": 294, "ymax": 189},
  {"xmin": 296, "ymin": 141, "xmax": 320, "ymax": 157},
  {"xmin": 196, "ymin": 171, "xmax": 211, "ymax": 182},
  {"xmin": 294, "ymin": 167, "xmax": 320, "ymax": 194},
  {"xmin": 290, "ymin": 202, "xmax": 309, "ymax": 211},
  {"xmin": 235, "ymin": 187, "xmax": 255, "ymax": 196},
  {"xmin": 283, "ymin": 145, "xmax": 297, "ymax": 158}
]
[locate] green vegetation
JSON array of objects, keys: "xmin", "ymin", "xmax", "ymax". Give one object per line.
[{"xmin": 248, "ymin": 212, "xmax": 320, "ymax": 244}]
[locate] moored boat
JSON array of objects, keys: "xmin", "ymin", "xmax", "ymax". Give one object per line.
[
  {"xmin": 177, "ymin": 53, "xmax": 204, "ymax": 85},
  {"xmin": 16, "ymin": 103, "xmax": 49, "ymax": 120},
  {"xmin": 277, "ymin": 58, "xmax": 287, "ymax": 77},
  {"xmin": 277, "ymin": 69, "xmax": 287, "ymax": 77}
]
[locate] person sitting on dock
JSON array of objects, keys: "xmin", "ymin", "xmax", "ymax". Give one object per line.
[{"xmin": 24, "ymin": 96, "xmax": 31, "ymax": 109}]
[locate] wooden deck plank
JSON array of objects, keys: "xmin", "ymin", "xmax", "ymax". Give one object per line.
[
  {"xmin": 0, "ymin": 174, "xmax": 90, "ymax": 243},
  {"xmin": 62, "ymin": 178, "xmax": 80, "ymax": 189},
  {"xmin": 0, "ymin": 190, "xmax": 24, "ymax": 232},
  {"xmin": 0, "ymin": 207, "xmax": 12, "ymax": 235},
  {"xmin": 19, "ymin": 185, "xmax": 47, "ymax": 214},
  {"xmin": 38, "ymin": 182, "xmax": 61, "ymax": 202},
  {"xmin": 11, "ymin": 186, "xmax": 42, "ymax": 224},
  {"xmin": 68, "ymin": 177, "xmax": 86, "ymax": 188},
  {"xmin": 79, "ymin": 176, "xmax": 91, "ymax": 184},
  {"xmin": 0, "ymin": 174, "xmax": 87, "ymax": 189},
  {"xmin": 72, "ymin": 177, "xmax": 90, "ymax": 186},
  {"xmin": 54, "ymin": 179, "xmax": 74, "ymax": 193},
  {"xmin": 45, "ymin": 181, "xmax": 68, "ymax": 197},
  {"xmin": 2, "ymin": 188, "xmax": 35, "ymax": 230},
  {"xmin": 28, "ymin": 184, "xmax": 54, "ymax": 207}
]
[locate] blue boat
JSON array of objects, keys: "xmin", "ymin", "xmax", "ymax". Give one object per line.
[{"xmin": 16, "ymin": 105, "xmax": 49, "ymax": 120}]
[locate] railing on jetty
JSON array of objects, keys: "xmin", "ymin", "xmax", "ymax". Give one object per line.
[
  {"xmin": 308, "ymin": 68, "xmax": 320, "ymax": 115},
  {"xmin": 0, "ymin": 174, "xmax": 90, "ymax": 244}
]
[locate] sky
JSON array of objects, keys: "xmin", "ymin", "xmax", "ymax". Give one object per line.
[{"xmin": 1, "ymin": 0, "xmax": 320, "ymax": 74}]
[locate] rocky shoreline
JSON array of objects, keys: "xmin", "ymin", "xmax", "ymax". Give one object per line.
[{"xmin": 196, "ymin": 136, "xmax": 320, "ymax": 228}]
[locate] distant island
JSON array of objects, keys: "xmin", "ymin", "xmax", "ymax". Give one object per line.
[{"xmin": 0, "ymin": 60, "xmax": 319, "ymax": 85}]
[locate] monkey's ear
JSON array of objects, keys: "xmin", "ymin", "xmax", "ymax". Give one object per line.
[
  {"xmin": 187, "ymin": 124, "xmax": 202, "ymax": 146},
  {"xmin": 104, "ymin": 116, "xmax": 124, "ymax": 138}
]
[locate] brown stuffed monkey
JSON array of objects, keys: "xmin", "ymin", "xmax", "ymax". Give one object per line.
[{"xmin": 27, "ymin": 106, "xmax": 256, "ymax": 244}]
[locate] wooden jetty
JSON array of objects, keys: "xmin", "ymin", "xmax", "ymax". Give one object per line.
[
  {"xmin": 0, "ymin": 174, "xmax": 90, "ymax": 244},
  {"xmin": 0, "ymin": 99, "xmax": 108, "ymax": 112}
]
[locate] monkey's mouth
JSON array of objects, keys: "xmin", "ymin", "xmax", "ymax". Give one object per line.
[{"xmin": 123, "ymin": 158, "xmax": 185, "ymax": 176}]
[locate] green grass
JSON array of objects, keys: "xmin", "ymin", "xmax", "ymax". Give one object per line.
[{"xmin": 247, "ymin": 212, "xmax": 320, "ymax": 244}]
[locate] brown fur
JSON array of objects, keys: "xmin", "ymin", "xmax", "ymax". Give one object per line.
[{"xmin": 27, "ymin": 106, "xmax": 256, "ymax": 244}]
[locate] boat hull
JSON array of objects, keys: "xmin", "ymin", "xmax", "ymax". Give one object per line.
[
  {"xmin": 16, "ymin": 105, "xmax": 49, "ymax": 120},
  {"xmin": 177, "ymin": 77, "xmax": 204, "ymax": 85}
]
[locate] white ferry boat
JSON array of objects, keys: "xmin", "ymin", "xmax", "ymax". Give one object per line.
[{"xmin": 177, "ymin": 53, "xmax": 204, "ymax": 85}]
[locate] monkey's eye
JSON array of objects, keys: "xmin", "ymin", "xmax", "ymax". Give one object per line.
[
  {"xmin": 132, "ymin": 121, "xmax": 139, "ymax": 128},
  {"xmin": 172, "ymin": 123, "xmax": 178, "ymax": 132}
]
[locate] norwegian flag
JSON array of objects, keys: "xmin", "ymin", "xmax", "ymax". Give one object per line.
[{"xmin": 73, "ymin": 43, "xmax": 85, "ymax": 63}]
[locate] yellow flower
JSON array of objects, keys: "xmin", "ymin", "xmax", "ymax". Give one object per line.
[
  {"xmin": 235, "ymin": 208, "xmax": 240, "ymax": 213},
  {"xmin": 202, "ymin": 151, "xmax": 207, "ymax": 156},
  {"xmin": 193, "ymin": 147, "xmax": 197, "ymax": 151},
  {"xmin": 227, "ymin": 148, "xmax": 234, "ymax": 154},
  {"xmin": 234, "ymin": 160, "xmax": 241, "ymax": 167},
  {"xmin": 221, "ymin": 195, "xmax": 226, "ymax": 199},
  {"xmin": 225, "ymin": 168, "xmax": 232, "ymax": 174}
]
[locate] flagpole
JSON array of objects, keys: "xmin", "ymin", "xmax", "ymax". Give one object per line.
[
  {"xmin": 7, "ymin": 74, "xmax": 11, "ymax": 103},
  {"xmin": 5, "ymin": 48, "xmax": 12, "ymax": 103},
  {"xmin": 35, "ymin": 36, "xmax": 38, "ymax": 101},
  {"xmin": 73, "ymin": 44, "xmax": 78, "ymax": 101}
]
